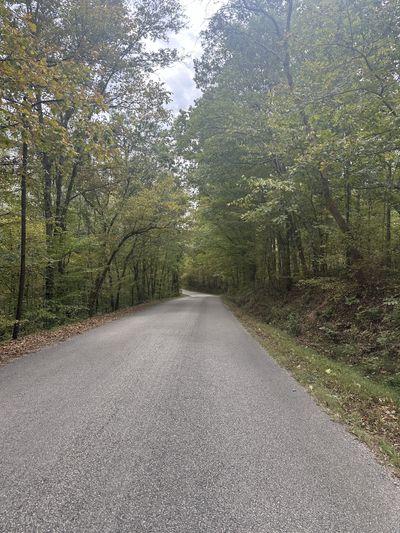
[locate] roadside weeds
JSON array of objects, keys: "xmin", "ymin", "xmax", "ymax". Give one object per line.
[{"xmin": 225, "ymin": 298, "xmax": 400, "ymax": 478}]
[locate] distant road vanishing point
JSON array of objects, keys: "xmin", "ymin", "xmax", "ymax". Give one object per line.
[{"xmin": 0, "ymin": 291, "xmax": 399, "ymax": 532}]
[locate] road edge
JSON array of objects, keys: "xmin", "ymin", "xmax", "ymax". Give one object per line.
[
  {"xmin": 0, "ymin": 297, "xmax": 177, "ymax": 367},
  {"xmin": 224, "ymin": 297, "xmax": 400, "ymax": 478}
]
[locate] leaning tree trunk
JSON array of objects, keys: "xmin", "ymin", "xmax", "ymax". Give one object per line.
[{"xmin": 88, "ymin": 226, "xmax": 156, "ymax": 315}]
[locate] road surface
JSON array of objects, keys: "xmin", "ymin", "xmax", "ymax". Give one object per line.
[{"xmin": 0, "ymin": 291, "xmax": 399, "ymax": 532}]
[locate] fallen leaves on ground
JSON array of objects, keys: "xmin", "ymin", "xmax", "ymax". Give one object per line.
[{"xmin": 0, "ymin": 303, "xmax": 155, "ymax": 365}]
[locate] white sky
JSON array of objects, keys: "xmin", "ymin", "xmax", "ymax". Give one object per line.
[{"xmin": 157, "ymin": 0, "xmax": 226, "ymax": 112}]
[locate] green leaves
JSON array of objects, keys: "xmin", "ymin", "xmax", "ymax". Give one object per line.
[
  {"xmin": 180, "ymin": 0, "xmax": 400, "ymax": 292},
  {"xmin": 0, "ymin": 0, "xmax": 186, "ymax": 338}
]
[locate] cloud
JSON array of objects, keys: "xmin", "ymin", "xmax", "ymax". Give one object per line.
[
  {"xmin": 163, "ymin": 62, "xmax": 202, "ymax": 110},
  {"xmin": 157, "ymin": 0, "xmax": 226, "ymax": 113}
]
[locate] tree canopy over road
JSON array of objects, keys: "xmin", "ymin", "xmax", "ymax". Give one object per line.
[
  {"xmin": 1, "ymin": 0, "xmax": 400, "ymax": 481},
  {"xmin": 1, "ymin": 0, "xmax": 400, "ymax": 363}
]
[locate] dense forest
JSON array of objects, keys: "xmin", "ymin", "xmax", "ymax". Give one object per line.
[
  {"xmin": 178, "ymin": 0, "xmax": 400, "ymax": 392},
  {"xmin": 1, "ymin": 1, "xmax": 400, "ymax": 521},
  {"xmin": 175, "ymin": 0, "xmax": 400, "ymax": 462},
  {"xmin": 0, "ymin": 0, "xmax": 186, "ymax": 339},
  {"xmin": 1, "ymin": 0, "xmax": 399, "ymax": 477},
  {"xmin": 1, "ymin": 0, "xmax": 400, "ymax": 384},
  {"xmin": 181, "ymin": 0, "xmax": 400, "ymax": 291}
]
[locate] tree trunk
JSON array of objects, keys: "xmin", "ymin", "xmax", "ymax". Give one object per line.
[
  {"xmin": 43, "ymin": 152, "xmax": 55, "ymax": 300},
  {"xmin": 319, "ymin": 170, "xmax": 362, "ymax": 267},
  {"xmin": 36, "ymin": 100, "xmax": 55, "ymax": 301},
  {"xmin": 383, "ymin": 163, "xmax": 393, "ymax": 269},
  {"xmin": 385, "ymin": 200, "xmax": 391, "ymax": 269},
  {"xmin": 88, "ymin": 226, "xmax": 156, "ymax": 314},
  {"xmin": 278, "ymin": 226, "xmax": 292, "ymax": 291},
  {"xmin": 290, "ymin": 214, "xmax": 309, "ymax": 277},
  {"xmin": 13, "ymin": 142, "xmax": 28, "ymax": 340}
]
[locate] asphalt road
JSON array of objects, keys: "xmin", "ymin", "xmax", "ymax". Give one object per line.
[{"xmin": 0, "ymin": 291, "xmax": 399, "ymax": 532}]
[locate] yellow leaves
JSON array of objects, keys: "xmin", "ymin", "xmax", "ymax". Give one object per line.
[
  {"xmin": 319, "ymin": 161, "xmax": 328, "ymax": 173},
  {"xmin": 27, "ymin": 21, "xmax": 37, "ymax": 34}
]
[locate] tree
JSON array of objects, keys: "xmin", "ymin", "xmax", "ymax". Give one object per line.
[
  {"xmin": 0, "ymin": 0, "xmax": 187, "ymax": 339},
  {"xmin": 179, "ymin": 0, "xmax": 400, "ymax": 292}
]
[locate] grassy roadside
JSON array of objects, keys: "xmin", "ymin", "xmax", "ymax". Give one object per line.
[
  {"xmin": 0, "ymin": 298, "xmax": 173, "ymax": 366},
  {"xmin": 225, "ymin": 298, "xmax": 400, "ymax": 476}
]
